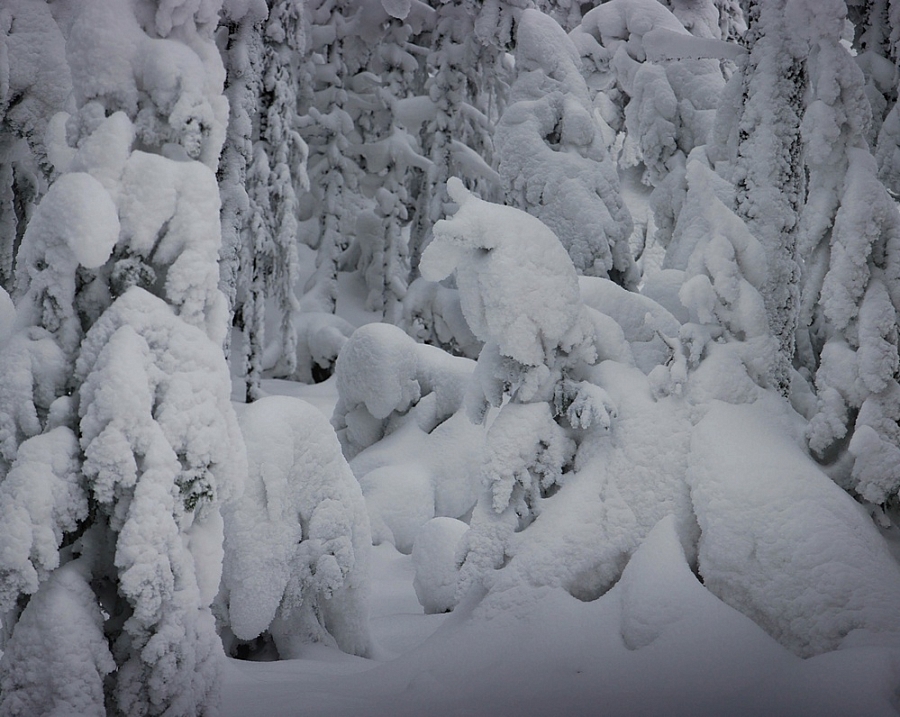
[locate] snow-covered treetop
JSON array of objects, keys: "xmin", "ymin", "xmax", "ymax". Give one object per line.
[
  {"xmin": 421, "ymin": 178, "xmax": 586, "ymax": 367},
  {"xmin": 56, "ymin": 0, "xmax": 229, "ymax": 168}
]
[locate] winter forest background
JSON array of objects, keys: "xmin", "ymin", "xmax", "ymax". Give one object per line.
[{"xmin": 2, "ymin": 0, "xmax": 900, "ymax": 714}]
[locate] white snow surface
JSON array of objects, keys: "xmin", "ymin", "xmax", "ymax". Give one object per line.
[
  {"xmin": 222, "ymin": 523, "xmax": 900, "ymax": 717},
  {"xmin": 688, "ymin": 394, "xmax": 900, "ymax": 657},
  {"xmin": 219, "ymin": 375, "xmax": 900, "ymax": 717}
]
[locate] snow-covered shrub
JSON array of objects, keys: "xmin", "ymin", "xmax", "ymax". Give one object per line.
[
  {"xmin": 496, "ymin": 8, "xmax": 635, "ymax": 283},
  {"xmin": 221, "ymin": 396, "xmax": 371, "ymax": 658},
  {"xmin": 578, "ymin": 275, "xmax": 680, "ymax": 374},
  {"xmin": 0, "ymin": 561, "xmax": 115, "ymax": 717},
  {"xmin": 270, "ymin": 310, "xmax": 356, "ymax": 383},
  {"xmin": 332, "ymin": 321, "xmax": 473, "ymax": 459}
]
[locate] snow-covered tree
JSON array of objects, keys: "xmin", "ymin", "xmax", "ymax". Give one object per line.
[
  {"xmin": 846, "ymin": 0, "xmax": 900, "ymax": 194},
  {"xmin": 0, "ymin": 2, "xmax": 245, "ymax": 714},
  {"xmin": 297, "ymin": 0, "xmax": 368, "ymax": 316},
  {"xmin": 0, "ymin": 0, "xmax": 71, "ymax": 289},
  {"xmin": 496, "ymin": 8, "xmax": 636, "ymax": 284},
  {"xmin": 657, "ymin": 152, "xmax": 779, "ymax": 402},
  {"xmin": 571, "ymin": 0, "xmax": 734, "ymax": 255},
  {"xmin": 405, "ymin": 0, "xmax": 511, "ymax": 276},
  {"xmin": 717, "ymin": 0, "xmax": 807, "ymax": 395},
  {"xmin": 217, "ymin": 0, "xmax": 267, "ymax": 369}
]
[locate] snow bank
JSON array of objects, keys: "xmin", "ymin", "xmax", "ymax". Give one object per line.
[{"xmin": 688, "ymin": 396, "xmax": 900, "ymax": 656}]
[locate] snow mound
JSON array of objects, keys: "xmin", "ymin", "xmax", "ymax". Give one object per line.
[
  {"xmin": 616, "ymin": 514, "xmax": 780, "ymax": 655},
  {"xmin": 361, "ymin": 464, "xmax": 434, "ymax": 555},
  {"xmin": 412, "ymin": 518, "xmax": 469, "ymax": 615},
  {"xmin": 333, "ymin": 322, "xmax": 474, "ymax": 458},
  {"xmin": 223, "ymin": 395, "xmax": 371, "ymax": 658},
  {"xmin": 688, "ymin": 396, "xmax": 900, "ymax": 656}
]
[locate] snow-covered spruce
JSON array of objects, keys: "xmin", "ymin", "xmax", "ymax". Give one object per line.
[
  {"xmin": 0, "ymin": 1, "xmax": 241, "ymax": 714},
  {"xmin": 420, "ymin": 178, "xmax": 623, "ymax": 607}
]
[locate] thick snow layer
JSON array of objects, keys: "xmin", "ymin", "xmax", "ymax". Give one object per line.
[
  {"xmin": 350, "ymin": 406, "xmax": 484, "ymax": 554},
  {"xmin": 218, "ymin": 373, "xmax": 900, "ymax": 717},
  {"xmin": 18, "ymin": 172, "xmax": 118, "ymax": 271},
  {"xmin": 223, "ymin": 396, "xmax": 371, "ymax": 658},
  {"xmin": 688, "ymin": 395, "xmax": 900, "ymax": 657},
  {"xmin": 13, "ymin": 172, "xmax": 119, "ymax": 353},
  {"xmin": 221, "ymin": 539, "xmax": 900, "ymax": 717},
  {"xmin": 118, "ymin": 150, "xmax": 227, "ymax": 344},
  {"xmin": 73, "ymin": 287, "xmax": 243, "ymax": 714},
  {"xmin": 63, "ymin": 0, "xmax": 228, "ymax": 167}
]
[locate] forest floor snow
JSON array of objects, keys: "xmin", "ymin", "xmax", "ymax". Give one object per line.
[{"xmin": 222, "ymin": 378, "xmax": 900, "ymax": 717}]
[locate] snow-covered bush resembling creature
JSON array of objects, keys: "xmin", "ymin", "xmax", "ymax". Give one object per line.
[
  {"xmin": 416, "ymin": 178, "xmax": 900, "ymax": 661},
  {"xmin": 420, "ymin": 178, "xmax": 617, "ymax": 605},
  {"xmin": 220, "ymin": 396, "xmax": 371, "ymax": 659}
]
